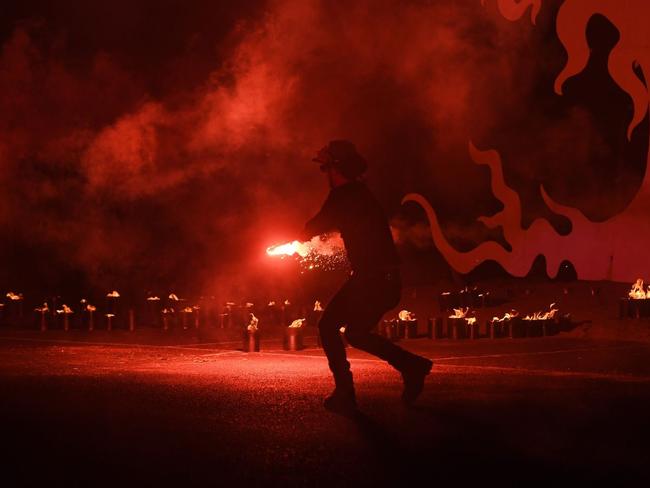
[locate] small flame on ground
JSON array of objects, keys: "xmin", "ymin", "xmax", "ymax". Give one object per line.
[
  {"xmin": 628, "ymin": 278, "xmax": 650, "ymax": 299},
  {"xmin": 398, "ymin": 309, "xmax": 416, "ymax": 321},
  {"xmin": 491, "ymin": 310, "xmax": 519, "ymax": 322},
  {"xmin": 56, "ymin": 304, "xmax": 73, "ymax": 314},
  {"xmin": 247, "ymin": 313, "xmax": 259, "ymax": 331},
  {"xmin": 523, "ymin": 303, "xmax": 558, "ymax": 321},
  {"xmin": 449, "ymin": 307, "xmax": 476, "ymax": 324},
  {"xmin": 289, "ymin": 318, "xmax": 305, "ymax": 328}
]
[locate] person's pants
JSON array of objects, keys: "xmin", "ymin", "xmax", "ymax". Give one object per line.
[{"xmin": 318, "ymin": 270, "xmax": 413, "ymax": 391}]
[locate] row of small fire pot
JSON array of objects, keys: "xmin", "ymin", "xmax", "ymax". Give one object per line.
[
  {"xmin": 381, "ymin": 315, "xmax": 567, "ymax": 341},
  {"xmin": 26, "ymin": 306, "xmax": 317, "ymax": 332},
  {"xmin": 241, "ymin": 305, "xmax": 570, "ymax": 353},
  {"xmin": 0, "ymin": 291, "xmax": 316, "ymax": 332},
  {"xmin": 619, "ymin": 278, "xmax": 650, "ymax": 319}
]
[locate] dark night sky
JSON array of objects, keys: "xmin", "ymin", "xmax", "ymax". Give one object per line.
[{"xmin": 0, "ymin": 0, "xmax": 646, "ymax": 300}]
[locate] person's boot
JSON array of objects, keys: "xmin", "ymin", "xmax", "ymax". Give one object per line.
[
  {"xmin": 400, "ymin": 355, "xmax": 433, "ymax": 405},
  {"xmin": 324, "ymin": 387, "xmax": 358, "ymax": 416}
]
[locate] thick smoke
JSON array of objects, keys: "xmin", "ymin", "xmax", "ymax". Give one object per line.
[{"xmin": 0, "ymin": 0, "xmax": 643, "ymax": 298}]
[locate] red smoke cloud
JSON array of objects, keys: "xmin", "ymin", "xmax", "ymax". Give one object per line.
[{"xmin": 0, "ymin": 0, "xmax": 642, "ymax": 295}]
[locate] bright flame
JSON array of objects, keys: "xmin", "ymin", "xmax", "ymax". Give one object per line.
[
  {"xmin": 524, "ymin": 303, "xmax": 559, "ymax": 321},
  {"xmin": 147, "ymin": 296, "xmax": 161, "ymax": 301},
  {"xmin": 56, "ymin": 304, "xmax": 73, "ymax": 314},
  {"xmin": 267, "ymin": 240, "xmax": 310, "ymax": 258},
  {"xmin": 6, "ymin": 292, "xmax": 22, "ymax": 301},
  {"xmin": 247, "ymin": 313, "xmax": 259, "ymax": 331},
  {"xmin": 449, "ymin": 307, "xmax": 476, "ymax": 324},
  {"xmin": 398, "ymin": 309, "xmax": 416, "ymax": 321},
  {"xmin": 491, "ymin": 310, "xmax": 519, "ymax": 322},
  {"xmin": 314, "ymin": 300, "xmax": 323, "ymax": 312},
  {"xmin": 86, "ymin": 304, "xmax": 96, "ymax": 312},
  {"xmin": 107, "ymin": 290, "xmax": 120, "ymax": 298},
  {"xmin": 289, "ymin": 318, "xmax": 305, "ymax": 328},
  {"xmin": 266, "ymin": 234, "xmax": 347, "ymax": 271},
  {"xmin": 182, "ymin": 307, "xmax": 193, "ymax": 313},
  {"xmin": 35, "ymin": 303, "xmax": 49, "ymax": 313},
  {"xmin": 628, "ymin": 278, "xmax": 649, "ymax": 299},
  {"xmin": 169, "ymin": 293, "xmax": 179, "ymax": 301},
  {"xmin": 449, "ymin": 307, "xmax": 470, "ymax": 319}
]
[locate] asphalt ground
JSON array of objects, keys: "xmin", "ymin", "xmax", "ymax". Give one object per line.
[{"xmin": 1, "ymin": 332, "xmax": 649, "ymax": 486}]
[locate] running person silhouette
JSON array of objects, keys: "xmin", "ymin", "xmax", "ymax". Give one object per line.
[{"xmin": 302, "ymin": 140, "xmax": 433, "ymax": 415}]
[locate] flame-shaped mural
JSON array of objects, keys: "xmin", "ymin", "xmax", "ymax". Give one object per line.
[{"xmin": 405, "ymin": 0, "xmax": 650, "ymax": 282}]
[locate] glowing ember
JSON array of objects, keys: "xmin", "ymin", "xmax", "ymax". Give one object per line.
[
  {"xmin": 266, "ymin": 234, "xmax": 347, "ymax": 271},
  {"xmin": 289, "ymin": 318, "xmax": 305, "ymax": 328},
  {"xmin": 6, "ymin": 292, "xmax": 22, "ymax": 301},
  {"xmin": 268, "ymin": 301, "xmax": 276, "ymax": 306},
  {"xmin": 628, "ymin": 278, "xmax": 649, "ymax": 299},
  {"xmin": 105, "ymin": 313, "xmax": 115, "ymax": 318},
  {"xmin": 245, "ymin": 302, "xmax": 254, "ymax": 308},
  {"xmin": 314, "ymin": 300, "xmax": 323, "ymax": 312},
  {"xmin": 247, "ymin": 313, "xmax": 259, "ymax": 331},
  {"xmin": 34, "ymin": 303, "xmax": 49, "ymax": 313},
  {"xmin": 491, "ymin": 310, "xmax": 519, "ymax": 322},
  {"xmin": 524, "ymin": 303, "xmax": 559, "ymax": 321},
  {"xmin": 162, "ymin": 308, "xmax": 174, "ymax": 314},
  {"xmin": 398, "ymin": 310, "xmax": 416, "ymax": 321},
  {"xmin": 86, "ymin": 304, "xmax": 97, "ymax": 312},
  {"xmin": 56, "ymin": 304, "xmax": 73, "ymax": 314},
  {"xmin": 340, "ymin": 326, "xmax": 346, "ymax": 334},
  {"xmin": 182, "ymin": 307, "xmax": 193, "ymax": 313}
]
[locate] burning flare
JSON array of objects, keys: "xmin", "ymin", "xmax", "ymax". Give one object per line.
[
  {"xmin": 34, "ymin": 303, "xmax": 49, "ymax": 313},
  {"xmin": 6, "ymin": 292, "xmax": 23, "ymax": 301},
  {"xmin": 107, "ymin": 290, "xmax": 120, "ymax": 298},
  {"xmin": 267, "ymin": 240, "xmax": 310, "ymax": 258},
  {"xmin": 266, "ymin": 234, "xmax": 347, "ymax": 271},
  {"xmin": 314, "ymin": 300, "xmax": 323, "ymax": 312}
]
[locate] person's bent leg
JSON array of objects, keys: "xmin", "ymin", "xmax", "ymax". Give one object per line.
[
  {"xmin": 344, "ymin": 306, "xmax": 433, "ymax": 405},
  {"xmin": 318, "ymin": 283, "xmax": 357, "ymax": 413}
]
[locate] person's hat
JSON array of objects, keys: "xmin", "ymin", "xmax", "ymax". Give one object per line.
[{"xmin": 312, "ymin": 140, "xmax": 367, "ymax": 179}]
